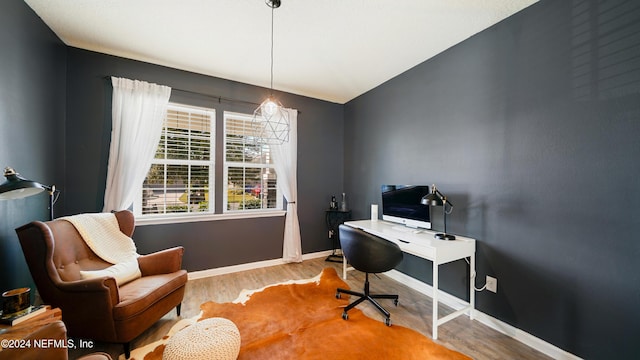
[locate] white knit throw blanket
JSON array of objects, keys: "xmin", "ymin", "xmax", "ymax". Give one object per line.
[{"xmin": 61, "ymin": 213, "xmax": 141, "ymax": 285}]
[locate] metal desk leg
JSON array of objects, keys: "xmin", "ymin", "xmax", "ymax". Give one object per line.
[
  {"xmin": 470, "ymin": 255, "xmax": 475, "ymax": 320},
  {"xmin": 432, "ymin": 261, "xmax": 439, "ymax": 339},
  {"xmin": 343, "ymin": 254, "xmax": 347, "ymax": 280}
]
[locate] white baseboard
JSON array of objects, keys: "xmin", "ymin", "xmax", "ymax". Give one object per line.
[
  {"xmin": 187, "ymin": 250, "xmax": 333, "ymax": 280},
  {"xmin": 384, "ymin": 270, "xmax": 582, "ymax": 360}
]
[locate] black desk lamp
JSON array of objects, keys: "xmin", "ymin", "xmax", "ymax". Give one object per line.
[
  {"xmin": 0, "ymin": 167, "xmax": 58, "ymax": 220},
  {"xmin": 420, "ymin": 184, "xmax": 456, "ymax": 240}
]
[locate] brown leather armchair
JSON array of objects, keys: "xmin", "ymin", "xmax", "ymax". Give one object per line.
[{"xmin": 15, "ymin": 210, "xmax": 188, "ymax": 359}]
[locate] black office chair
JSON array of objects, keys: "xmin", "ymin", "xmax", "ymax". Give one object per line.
[{"xmin": 336, "ymin": 224, "xmax": 404, "ymax": 326}]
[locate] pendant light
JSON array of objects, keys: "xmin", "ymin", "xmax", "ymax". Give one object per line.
[{"xmin": 252, "ymin": 0, "xmax": 290, "ymax": 145}]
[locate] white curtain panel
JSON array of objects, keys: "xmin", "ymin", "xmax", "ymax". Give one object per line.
[
  {"xmin": 270, "ymin": 108, "xmax": 302, "ymax": 263},
  {"xmin": 102, "ymin": 77, "xmax": 171, "ymax": 212}
]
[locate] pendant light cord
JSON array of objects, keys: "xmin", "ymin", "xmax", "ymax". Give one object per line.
[{"xmin": 270, "ymin": 4, "xmax": 274, "ymax": 96}]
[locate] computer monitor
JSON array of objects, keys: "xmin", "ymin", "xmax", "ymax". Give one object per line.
[{"xmin": 381, "ymin": 185, "xmax": 431, "ymax": 229}]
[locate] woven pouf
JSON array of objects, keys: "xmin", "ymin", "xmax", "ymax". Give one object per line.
[{"xmin": 163, "ymin": 318, "xmax": 241, "ymax": 360}]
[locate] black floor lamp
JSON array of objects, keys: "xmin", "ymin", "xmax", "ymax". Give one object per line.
[
  {"xmin": 0, "ymin": 167, "xmax": 58, "ymax": 220},
  {"xmin": 421, "ymin": 184, "xmax": 456, "ymax": 240}
]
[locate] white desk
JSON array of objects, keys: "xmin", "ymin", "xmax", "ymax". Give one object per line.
[{"xmin": 343, "ymin": 219, "xmax": 476, "ymax": 339}]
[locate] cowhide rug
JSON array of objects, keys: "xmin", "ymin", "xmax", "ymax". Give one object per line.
[{"xmin": 124, "ymin": 267, "xmax": 470, "ymax": 360}]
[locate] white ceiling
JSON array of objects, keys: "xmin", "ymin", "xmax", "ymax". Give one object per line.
[{"xmin": 24, "ymin": 0, "xmax": 538, "ymax": 104}]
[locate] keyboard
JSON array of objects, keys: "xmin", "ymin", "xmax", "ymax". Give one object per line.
[{"xmin": 391, "ymin": 225, "xmax": 422, "ymax": 234}]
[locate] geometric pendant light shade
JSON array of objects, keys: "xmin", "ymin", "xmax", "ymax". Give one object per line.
[{"xmin": 252, "ymin": 0, "xmax": 290, "ymax": 145}]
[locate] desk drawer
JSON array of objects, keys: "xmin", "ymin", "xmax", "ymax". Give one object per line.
[{"xmin": 399, "ymin": 242, "xmax": 435, "ymax": 259}]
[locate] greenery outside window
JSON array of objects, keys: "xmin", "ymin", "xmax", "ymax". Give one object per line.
[
  {"xmin": 224, "ymin": 111, "xmax": 281, "ymax": 212},
  {"xmin": 135, "ymin": 103, "xmax": 215, "ymax": 217}
]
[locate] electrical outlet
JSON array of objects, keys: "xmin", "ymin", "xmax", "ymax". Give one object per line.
[{"xmin": 486, "ymin": 276, "xmax": 497, "ymax": 293}]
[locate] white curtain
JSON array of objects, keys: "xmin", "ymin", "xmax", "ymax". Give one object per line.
[
  {"xmin": 270, "ymin": 108, "xmax": 302, "ymax": 263},
  {"xmin": 102, "ymin": 77, "xmax": 171, "ymax": 212}
]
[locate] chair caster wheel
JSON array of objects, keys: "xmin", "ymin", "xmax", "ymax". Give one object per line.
[
  {"xmin": 394, "ymin": 299, "xmax": 399, "ymax": 306},
  {"xmin": 336, "ymin": 292, "xmax": 341, "ymax": 299},
  {"xmin": 342, "ymin": 312, "xmax": 349, "ymax": 320},
  {"xmin": 385, "ymin": 318, "xmax": 392, "ymax": 326}
]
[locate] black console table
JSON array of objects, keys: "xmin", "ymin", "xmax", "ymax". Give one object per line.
[{"xmin": 325, "ymin": 209, "xmax": 351, "ymax": 262}]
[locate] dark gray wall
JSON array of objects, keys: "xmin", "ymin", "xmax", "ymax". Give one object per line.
[
  {"xmin": 0, "ymin": 0, "xmax": 66, "ymax": 298},
  {"xmin": 65, "ymin": 48, "xmax": 344, "ymax": 270},
  {"xmin": 344, "ymin": 1, "xmax": 640, "ymax": 358}
]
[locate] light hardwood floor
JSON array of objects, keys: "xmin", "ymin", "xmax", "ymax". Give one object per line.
[{"xmin": 70, "ymin": 257, "xmax": 551, "ymax": 359}]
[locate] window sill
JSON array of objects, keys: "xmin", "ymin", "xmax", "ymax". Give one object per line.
[{"xmin": 135, "ymin": 210, "xmax": 286, "ymax": 226}]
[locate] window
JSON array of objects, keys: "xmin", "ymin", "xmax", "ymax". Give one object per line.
[
  {"xmin": 137, "ymin": 103, "xmax": 215, "ymax": 217},
  {"xmin": 135, "ymin": 105, "xmax": 283, "ymax": 223},
  {"xmin": 224, "ymin": 112, "xmax": 280, "ymax": 212}
]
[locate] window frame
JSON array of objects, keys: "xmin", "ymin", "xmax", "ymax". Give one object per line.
[
  {"xmin": 223, "ymin": 111, "xmax": 283, "ymax": 214},
  {"xmin": 134, "ymin": 105, "xmax": 286, "ymax": 226},
  {"xmin": 134, "ymin": 102, "xmax": 215, "ymax": 221}
]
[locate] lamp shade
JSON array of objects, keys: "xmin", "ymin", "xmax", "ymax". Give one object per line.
[
  {"xmin": 253, "ymin": 97, "xmax": 290, "ymax": 145},
  {"xmin": 0, "ymin": 167, "xmax": 46, "ymax": 200},
  {"xmin": 421, "ymin": 192, "xmax": 444, "ymax": 207}
]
